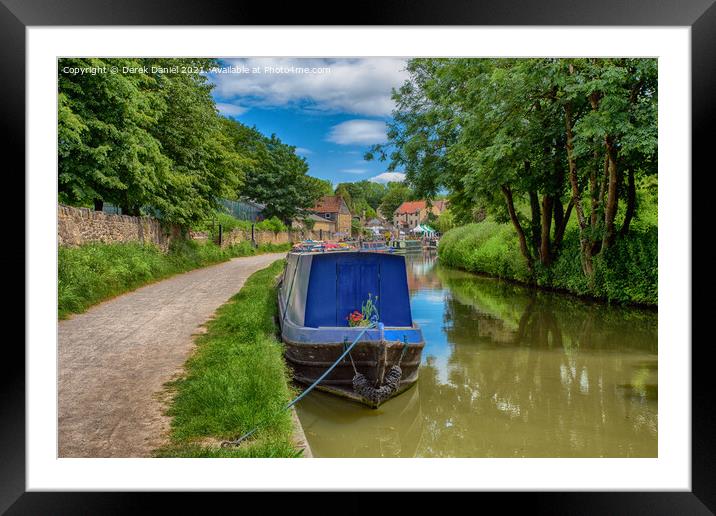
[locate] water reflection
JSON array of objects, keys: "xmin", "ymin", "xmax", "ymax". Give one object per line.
[{"xmin": 295, "ymin": 253, "xmax": 658, "ymax": 457}]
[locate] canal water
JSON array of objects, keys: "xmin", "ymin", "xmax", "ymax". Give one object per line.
[{"xmin": 294, "ymin": 252, "xmax": 658, "ymax": 457}]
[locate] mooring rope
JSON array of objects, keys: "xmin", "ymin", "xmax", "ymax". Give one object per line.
[{"xmin": 221, "ymin": 322, "xmax": 377, "ymax": 448}]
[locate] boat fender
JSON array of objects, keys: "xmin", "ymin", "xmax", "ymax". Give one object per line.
[{"xmin": 352, "ymin": 365, "xmax": 402, "ymax": 406}]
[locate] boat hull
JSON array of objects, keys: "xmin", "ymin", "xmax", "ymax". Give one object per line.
[{"xmin": 283, "ymin": 336, "xmax": 424, "ymax": 408}]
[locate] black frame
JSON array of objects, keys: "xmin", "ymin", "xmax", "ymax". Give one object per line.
[{"xmin": 4, "ymin": 0, "xmax": 711, "ymax": 513}]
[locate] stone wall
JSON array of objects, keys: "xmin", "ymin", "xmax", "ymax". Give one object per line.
[
  {"xmin": 220, "ymin": 228, "xmax": 293, "ymax": 247},
  {"xmin": 58, "ymin": 204, "xmax": 349, "ymax": 252},
  {"xmin": 58, "ymin": 204, "xmax": 181, "ymax": 251},
  {"xmin": 220, "ymin": 227, "xmax": 337, "ymax": 248}
]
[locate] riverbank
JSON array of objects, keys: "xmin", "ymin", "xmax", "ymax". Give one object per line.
[
  {"xmin": 155, "ymin": 259, "xmax": 305, "ymax": 458},
  {"xmin": 58, "ymin": 239, "xmax": 291, "ymax": 318},
  {"xmin": 438, "ymin": 221, "xmax": 657, "ymax": 306}
]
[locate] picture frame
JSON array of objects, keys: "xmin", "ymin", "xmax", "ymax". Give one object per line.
[{"xmin": 5, "ymin": 0, "xmax": 709, "ymax": 512}]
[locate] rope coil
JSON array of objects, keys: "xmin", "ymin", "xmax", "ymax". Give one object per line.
[{"xmin": 349, "ymin": 338, "xmax": 408, "ymax": 405}]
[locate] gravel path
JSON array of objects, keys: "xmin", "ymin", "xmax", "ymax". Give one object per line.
[{"xmin": 58, "ymin": 252, "xmax": 287, "ymax": 457}]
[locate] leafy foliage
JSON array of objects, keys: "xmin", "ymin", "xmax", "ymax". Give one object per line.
[
  {"xmin": 439, "ymin": 221, "xmax": 657, "ymax": 305},
  {"xmin": 374, "ymin": 58, "xmax": 657, "ymax": 282},
  {"xmin": 59, "ymin": 58, "xmax": 323, "ymax": 227},
  {"xmin": 58, "ymin": 58, "xmax": 246, "ymax": 225},
  {"xmin": 379, "ymin": 182, "xmax": 412, "ymax": 218},
  {"xmin": 221, "ymin": 120, "xmax": 327, "ymax": 223},
  {"xmin": 333, "ymin": 180, "xmax": 390, "ymax": 218}
]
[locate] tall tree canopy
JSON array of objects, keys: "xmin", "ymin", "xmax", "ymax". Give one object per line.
[
  {"xmin": 369, "ymin": 58, "xmax": 657, "ymax": 277},
  {"xmin": 58, "ymin": 58, "xmax": 245, "ymax": 225},
  {"xmin": 220, "ymin": 120, "xmax": 328, "ymax": 223},
  {"xmin": 58, "ymin": 58, "xmax": 328, "ymax": 227},
  {"xmin": 331, "ymin": 180, "xmax": 393, "ymax": 220},
  {"xmin": 379, "ymin": 182, "xmax": 413, "ymax": 219}
]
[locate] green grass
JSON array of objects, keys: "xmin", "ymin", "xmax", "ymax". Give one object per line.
[
  {"xmin": 155, "ymin": 260, "xmax": 301, "ymax": 458},
  {"xmin": 438, "ymin": 220, "xmax": 532, "ymax": 283},
  {"xmin": 58, "ymin": 239, "xmax": 291, "ymax": 318},
  {"xmin": 438, "ymin": 219, "xmax": 657, "ymax": 306}
]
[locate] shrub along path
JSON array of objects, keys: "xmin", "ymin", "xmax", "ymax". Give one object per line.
[{"xmin": 58, "ymin": 252, "xmax": 287, "ymax": 457}]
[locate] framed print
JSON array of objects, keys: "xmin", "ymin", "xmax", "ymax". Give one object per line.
[{"xmin": 5, "ymin": 0, "xmax": 711, "ymax": 512}]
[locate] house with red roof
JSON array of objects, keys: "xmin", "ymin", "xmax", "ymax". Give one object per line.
[
  {"xmin": 309, "ymin": 195, "xmax": 353, "ymax": 235},
  {"xmin": 393, "ymin": 200, "xmax": 448, "ymax": 231}
]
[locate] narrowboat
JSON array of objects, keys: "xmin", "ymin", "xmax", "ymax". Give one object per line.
[
  {"xmin": 390, "ymin": 239, "xmax": 423, "ymax": 254},
  {"xmin": 360, "ymin": 240, "xmax": 393, "ymax": 253},
  {"xmin": 278, "ymin": 251, "xmax": 425, "ymax": 408},
  {"xmin": 423, "ymin": 239, "xmax": 439, "ymax": 251}
]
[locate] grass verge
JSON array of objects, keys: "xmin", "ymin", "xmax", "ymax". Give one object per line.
[
  {"xmin": 58, "ymin": 239, "xmax": 291, "ymax": 318},
  {"xmin": 155, "ymin": 259, "xmax": 300, "ymax": 458},
  {"xmin": 438, "ymin": 220, "xmax": 657, "ymax": 306}
]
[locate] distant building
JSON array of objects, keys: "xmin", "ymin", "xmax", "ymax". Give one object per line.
[
  {"xmin": 393, "ymin": 200, "xmax": 448, "ymax": 230},
  {"xmin": 310, "ymin": 195, "xmax": 352, "ymax": 235},
  {"xmin": 292, "ymin": 213, "xmax": 336, "ymax": 235}
]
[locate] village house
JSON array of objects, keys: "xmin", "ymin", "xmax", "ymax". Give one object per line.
[
  {"xmin": 310, "ymin": 195, "xmax": 353, "ymax": 235},
  {"xmin": 291, "ymin": 213, "xmax": 336, "ymax": 236},
  {"xmin": 393, "ymin": 200, "xmax": 448, "ymax": 230}
]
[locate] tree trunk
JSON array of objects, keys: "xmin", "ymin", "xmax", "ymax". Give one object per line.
[
  {"xmin": 553, "ymin": 198, "xmax": 573, "ymax": 253},
  {"xmin": 501, "ymin": 185, "xmax": 534, "ymax": 273},
  {"xmin": 564, "ymin": 103, "xmax": 594, "ymax": 276},
  {"xmin": 590, "ymin": 150, "xmax": 600, "ymax": 229},
  {"xmin": 602, "ymin": 136, "xmax": 619, "ymax": 250},
  {"xmin": 540, "ymin": 194, "xmax": 553, "ymax": 266},
  {"xmin": 529, "ymin": 187, "xmax": 541, "ymax": 259},
  {"xmin": 619, "ymin": 168, "xmax": 636, "ymax": 238},
  {"xmin": 93, "ymin": 199, "xmax": 104, "ymax": 212}
]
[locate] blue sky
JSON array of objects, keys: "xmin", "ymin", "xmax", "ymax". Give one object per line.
[{"xmin": 207, "ymin": 58, "xmax": 409, "ymax": 187}]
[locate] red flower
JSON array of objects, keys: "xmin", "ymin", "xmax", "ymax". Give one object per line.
[{"xmin": 347, "ymin": 310, "xmax": 365, "ymax": 326}]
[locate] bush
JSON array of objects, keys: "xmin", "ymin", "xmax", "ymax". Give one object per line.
[
  {"xmin": 193, "ymin": 212, "xmax": 288, "ymax": 239},
  {"xmin": 255, "ymin": 216, "xmax": 287, "ymax": 233},
  {"xmin": 438, "ymin": 221, "xmax": 531, "ymax": 282},
  {"xmin": 438, "ymin": 220, "xmax": 657, "ymax": 305}
]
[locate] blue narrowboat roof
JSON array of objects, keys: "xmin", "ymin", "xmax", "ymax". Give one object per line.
[{"xmin": 279, "ymin": 251, "xmax": 413, "ymax": 329}]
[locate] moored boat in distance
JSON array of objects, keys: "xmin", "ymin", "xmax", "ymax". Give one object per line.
[
  {"xmin": 390, "ymin": 239, "xmax": 423, "ymax": 254},
  {"xmin": 360, "ymin": 240, "xmax": 393, "ymax": 253},
  {"xmin": 278, "ymin": 250, "xmax": 425, "ymax": 407}
]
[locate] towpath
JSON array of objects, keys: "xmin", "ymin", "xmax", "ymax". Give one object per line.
[{"xmin": 58, "ymin": 252, "xmax": 287, "ymax": 457}]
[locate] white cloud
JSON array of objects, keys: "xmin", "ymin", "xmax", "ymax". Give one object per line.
[
  {"xmin": 210, "ymin": 58, "xmax": 409, "ymax": 116},
  {"xmin": 342, "ymin": 168, "xmax": 367, "ymax": 175},
  {"xmin": 370, "ymin": 172, "xmax": 406, "ymax": 184},
  {"xmin": 294, "ymin": 147, "xmax": 312, "ymax": 156},
  {"xmin": 327, "ymin": 120, "xmax": 387, "ymax": 145},
  {"xmin": 216, "ymin": 102, "xmax": 247, "ymax": 117}
]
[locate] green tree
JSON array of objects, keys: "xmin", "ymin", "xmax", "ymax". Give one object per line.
[
  {"xmin": 221, "ymin": 120, "xmax": 325, "ymax": 223},
  {"xmin": 333, "ymin": 181, "xmax": 388, "ymax": 213},
  {"xmin": 146, "ymin": 58, "xmax": 245, "ymax": 223},
  {"xmin": 307, "ymin": 177, "xmax": 334, "ymax": 198},
  {"xmin": 372, "ymin": 57, "xmax": 656, "ymax": 278},
  {"xmin": 58, "ymin": 58, "xmax": 171, "ymax": 214},
  {"xmin": 379, "ymin": 182, "xmax": 412, "ymax": 219},
  {"xmin": 436, "ymin": 208, "xmax": 456, "ymax": 233},
  {"xmin": 562, "ymin": 58, "xmax": 657, "ymax": 275},
  {"xmin": 58, "ymin": 58, "xmax": 246, "ymax": 226}
]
